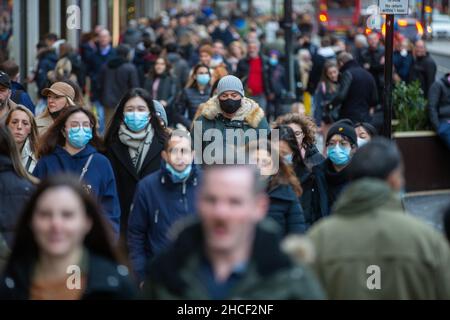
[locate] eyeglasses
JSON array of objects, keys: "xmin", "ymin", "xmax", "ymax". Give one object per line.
[{"xmin": 67, "ymin": 121, "xmax": 92, "ymax": 132}]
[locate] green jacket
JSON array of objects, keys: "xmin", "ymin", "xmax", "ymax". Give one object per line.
[
  {"xmin": 191, "ymin": 96, "xmax": 269, "ymax": 162},
  {"xmin": 143, "ymin": 221, "xmax": 325, "ymax": 300},
  {"xmin": 307, "ymin": 178, "xmax": 450, "ymax": 300}
]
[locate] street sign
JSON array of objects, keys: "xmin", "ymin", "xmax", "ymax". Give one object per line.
[{"xmin": 378, "ymin": 0, "xmax": 409, "ymax": 14}]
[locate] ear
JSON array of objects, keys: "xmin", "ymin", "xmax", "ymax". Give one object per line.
[{"xmin": 161, "ymin": 149, "xmax": 168, "ymax": 162}]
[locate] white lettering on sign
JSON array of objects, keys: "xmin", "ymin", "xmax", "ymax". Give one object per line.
[{"xmin": 378, "ymin": 0, "xmax": 409, "ymax": 14}]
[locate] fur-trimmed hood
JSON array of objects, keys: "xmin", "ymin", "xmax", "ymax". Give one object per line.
[{"xmin": 198, "ymin": 96, "xmax": 266, "ymax": 129}]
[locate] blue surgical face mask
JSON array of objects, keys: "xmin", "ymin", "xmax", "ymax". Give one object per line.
[
  {"xmin": 283, "ymin": 154, "xmax": 293, "ymax": 165},
  {"xmin": 68, "ymin": 127, "xmax": 92, "ymax": 149},
  {"xmin": 269, "ymin": 57, "xmax": 278, "ymax": 66},
  {"xmin": 165, "ymin": 163, "xmax": 192, "ymax": 183},
  {"xmin": 357, "ymin": 137, "xmax": 369, "ymax": 147},
  {"xmin": 327, "ymin": 144, "xmax": 352, "ymax": 166},
  {"xmin": 124, "ymin": 112, "xmax": 150, "ymax": 132},
  {"xmin": 196, "ymin": 74, "xmax": 210, "ymax": 86}
]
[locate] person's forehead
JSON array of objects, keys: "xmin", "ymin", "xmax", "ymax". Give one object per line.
[
  {"xmin": 203, "ymin": 167, "xmax": 254, "ymax": 189},
  {"xmin": 329, "ymin": 134, "xmax": 347, "ymax": 141},
  {"xmin": 288, "ymin": 123, "xmax": 302, "ymax": 131},
  {"xmin": 125, "ymin": 96, "xmax": 147, "ymax": 107},
  {"xmin": 220, "ymin": 90, "xmax": 239, "ymax": 96},
  {"xmin": 167, "ymin": 135, "xmax": 191, "ymax": 148},
  {"xmin": 67, "ymin": 112, "xmax": 90, "ymax": 122},
  {"xmin": 11, "ymin": 110, "xmax": 30, "ymax": 120}
]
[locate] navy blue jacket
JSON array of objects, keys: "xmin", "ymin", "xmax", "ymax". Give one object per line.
[
  {"xmin": 33, "ymin": 145, "xmax": 121, "ymax": 238},
  {"xmin": 83, "ymin": 45, "xmax": 116, "ymax": 101},
  {"xmin": 10, "ymin": 82, "xmax": 35, "ymax": 114},
  {"xmin": 0, "ymin": 155, "xmax": 34, "ymax": 247},
  {"xmin": 266, "ymin": 183, "xmax": 307, "ymax": 235},
  {"xmin": 311, "ymin": 158, "xmax": 351, "ymax": 219},
  {"xmin": 128, "ymin": 163, "xmax": 200, "ymax": 282}
]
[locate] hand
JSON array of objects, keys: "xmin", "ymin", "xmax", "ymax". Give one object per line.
[
  {"xmin": 380, "ymin": 56, "xmax": 385, "ymax": 65},
  {"xmin": 160, "ymin": 100, "xmax": 168, "ymax": 107}
]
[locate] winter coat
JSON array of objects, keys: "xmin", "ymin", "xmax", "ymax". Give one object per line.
[
  {"xmin": 330, "ymin": 60, "xmax": 378, "ymax": 123},
  {"xmin": 428, "ymin": 74, "xmax": 450, "ymax": 130},
  {"xmin": 409, "ymin": 53, "xmax": 437, "ymax": 97},
  {"xmin": 35, "ymin": 48, "xmax": 58, "ymax": 95},
  {"xmin": 10, "ymin": 82, "xmax": 35, "ymax": 114},
  {"xmin": 308, "ymin": 178, "xmax": 450, "ymax": 299},
  {"xmin": 393, "ymin": 50, "xmax": 414, "ymax": 82},
  {"xmin": 295, "ymin": 163, "xmax": 328, "ymax": 229},
  {"xmin": 0, "ymin": 250, "xmax": 137, "ymax": 299},
  {"xmin": 0, "ymin": 155, "xmax": 33, "ymax": 247},
  {"xmin": 142, "ymin": 221, "xmax": 325, "ymax": 299},
  {"xmin": 144, "ymin": 73, "xmax": 177, "ymax": 108},
  {"xmin": 173, "ymin": 86, "xmax": 211, "ymax": 128},
  {"xmin": 236, "ymin": 54, "xmax": 273, "ymax": 97},
  {"xmin": 35, "ymin": 113, "xmax": 53, "ymax": 136},
  {"xmin": 83, "ymin": 45, "xmax": 116, "ymax": 101},
  {"xmin": 128, "ymin": 164, "xmax": 200, "ymax": 282},
  {"xmin": 33, "ymin": 145, "xmax": 121, "ymax": 238},
  {"xmin": 98, "ymin": 57, "xmax": 140, "ymax": 109},
  {"xmin": 311, "ymin": 158, "xmax": 351, "ymax": 219},
  {"xmin": 313, "ymin": 81, "xmax": 339, "ymax": 126},
  {"xmin": 360, "ymin": 45, "xmax": 385, "ymax": 99},
  {"xmin": 105, "ymin": 134, "xmax": 164, "ymax": 239},
  {"xmin": 191, "ymin": 96, "xmax": 269, "ymax": 157},
  {"xmin": 266, "ymin": 183, "xmax": 307, "ymax": 235}
]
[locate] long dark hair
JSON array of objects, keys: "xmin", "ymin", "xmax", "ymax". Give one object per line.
[
  {"xmin": 185, "ymin": 63, "xmax": 211, "ymax": 89},
  {"xmin": 0, "ymin": 125, "xmax": 38, "ymax": 184},
  {"xmin": 246, "ymin": 139, "xmax": 303, "ymax": 197},
  {"xmin": 4, "ymin": 175, "xmax": 119, "ymax": 276},
  {"xmin": 274, "ymin": 124, "xmax": 307, "ymax": 172},
  {"xmin": 104, "ymin": 88, "xmax": 168, "ymax": 146},
  {"xmin": 39, "ymin": 106, "xmax": 104, "ymax": 157}
]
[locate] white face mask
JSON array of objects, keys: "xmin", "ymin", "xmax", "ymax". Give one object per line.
[
  {"xmin": 357, "ymin": 137, "xmax": 369, "ymax": 147},
  {"xmin": 400, "ymin": 49, "xmax": 408, "ymax": 57}
]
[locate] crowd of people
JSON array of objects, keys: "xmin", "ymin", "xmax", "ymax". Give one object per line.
[{"xmin": 0, "ymin": 7, "xmax": 449, "ymax": 300}]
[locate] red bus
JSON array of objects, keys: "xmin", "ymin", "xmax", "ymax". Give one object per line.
[{"xmin": 318, "ymin": 0, "xmax": 362, "ymax": 34}]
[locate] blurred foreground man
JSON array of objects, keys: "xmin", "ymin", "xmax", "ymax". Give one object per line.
[
  {"xmin": 143, "ymin": 164, "xmax": 324, "ymax": 299},
  {"xmin": 307, "ymin": 138, "xmax": 450, "ymax": 299}
]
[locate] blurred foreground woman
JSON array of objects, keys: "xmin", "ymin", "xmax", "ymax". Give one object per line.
[{"xmin": 0, "ymin": 175, "xmax": 136, "ymax": 300}]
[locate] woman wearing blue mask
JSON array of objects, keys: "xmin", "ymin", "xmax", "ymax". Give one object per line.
[
  {"xmin": 312, "ymin": 119, "xmax": 358, "ymax": 220},
  {"xmin": 173, "ymin": 64, "xmax": 212, "ymax": 129},
  {"xmin": 33, "ymin": 106, "xmax": 121, "ymax": 240},
  {"xmin": 128, "ymin": 129, "xmax": 200, "ymax": 283},
  {"xmin": 104, "ymin": 88, "xmax": 168, "ymax": 242},
  {"xmin": 247, "ymin": 139, "xmax": 307, "ymax": 236},
  {"xmin": 273, "ymin": 125, "xmax": 326, "ymax": 230}
]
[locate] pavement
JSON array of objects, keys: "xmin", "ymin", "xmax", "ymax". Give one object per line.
[
  {"xmin": 403, "ymin": 190, "xmax": 450, "ymax": 232},
  {"xmin": 427, "ymin": 40, "xmax": 450, "ymax": 79}
]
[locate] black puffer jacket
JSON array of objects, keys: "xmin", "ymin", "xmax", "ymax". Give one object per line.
[
  {"xmin": 0, "ymin": 156, "xmax": 33, "ymax": 248},
  {"xmin": 428, "ymin": 74, "xmax": 450, "ymax": 130},
  {"xmin": 173, "ymin": 86, "xmax": 211, "ymax": 128}
]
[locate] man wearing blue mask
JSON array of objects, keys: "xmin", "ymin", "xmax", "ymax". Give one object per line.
[
  {"xmin": 312, "ymin": 119, "xmax": 358, "ymax": 220},
  {"xmin": 267, "ymin": 50, "xmax": 288, "ymax": 119},
  {"xmin": 128, "ymin": 129, "xmax": 200, "ymax": 284}
]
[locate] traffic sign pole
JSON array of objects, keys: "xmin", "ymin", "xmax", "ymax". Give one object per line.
[{"xmin": 384, "ymin": 14, "xmax": 394, "ymax": 139}]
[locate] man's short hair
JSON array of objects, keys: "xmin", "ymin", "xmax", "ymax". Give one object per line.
[
  {"xmin": 349, "ymin": 137, "xmax": 402, "ymax": 181},
  {"xmin": 0, "ymin": 60, "xmax": 19, "ymax": 79},
  {"xmin": 337, "ymin": 52, "xmax": 353, "ymax": 65},
  {"xmin": 163, "ymin": 128, "xmax": 191, "ymax": 151},
  {"xmin": 44, "ymin": 33, "xmax": 58, "ymax": 42}
]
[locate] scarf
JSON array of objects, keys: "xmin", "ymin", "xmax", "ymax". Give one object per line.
[{"xmin": 118, "ymin": 123, "xmax": 154, "ymax": 172}]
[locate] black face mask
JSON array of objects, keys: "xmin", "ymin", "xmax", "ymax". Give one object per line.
[
  {"xmin": 50, "ymin": 110, "xmax": 62, "ymax": 120},
  {"xmin": 219, "ymin": 98, "xmax": 241, "ymax": 114}
]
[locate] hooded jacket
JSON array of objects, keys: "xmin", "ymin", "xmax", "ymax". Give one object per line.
[
  {"xmin": 33, "ymin": 145, "xmax": 121, "ymax": 238},
  {"xmin": 98, "ymin": 57, "xmax": 139, "ymax": 109},
  {"xmin": 35, "ymin": 48, "xmax": 58, "ymax": 94},
  {"xmin": 128, "ymin": 163, "xmax": 200, "ymax": 282},
  {"xmin": 143, "ymin": 221, "xmax": 325, "ymax": 299},
  {"xmin": 428, "ymin": 73, "xmax": 450, "ymax": 130},
  {"xmin": 0, "ymin": 155, "xmax": 33, "ymax": 247},
  {"xmin": 308, "ymin": 178, "xmax": 450, "ymax": 300},
  {"xmin": 191, "ymin": 96, "xmax": 269, "ymax": 158}
]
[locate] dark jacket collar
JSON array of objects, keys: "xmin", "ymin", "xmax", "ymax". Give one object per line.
[
  {"xmin": 324, "ymin": 158, "xmax": 350, "ymax": 186},
  {"xmin": 340, "ymin": 59, "xmax": 360, "ymax": 73},
  {"xmin": 148, "ymin": 221, "xmax": 292, "ymax": 296}
]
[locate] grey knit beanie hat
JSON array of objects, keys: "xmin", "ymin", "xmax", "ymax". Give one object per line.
[{"xmin": 216, "ymin": 75, "xmax": 245, "ymax": 97}]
